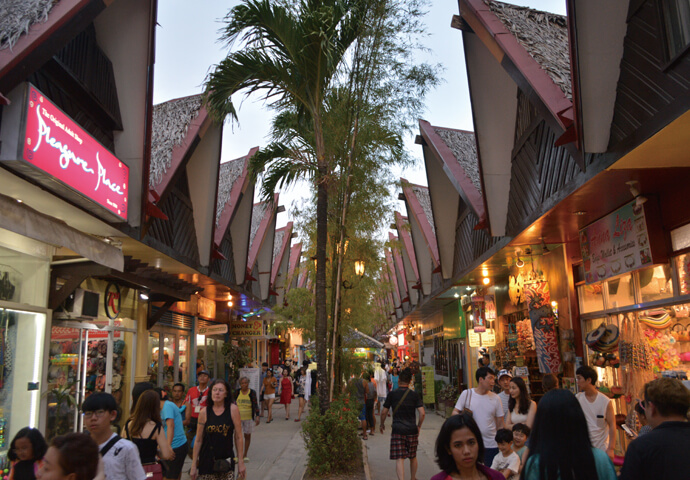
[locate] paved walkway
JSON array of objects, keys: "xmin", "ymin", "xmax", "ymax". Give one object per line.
[
  {"xmin": 364, "ymin": 405, "xmax": 445, "ymax": 480},
  {"xmin": 179, "ymin": 402, "xmax": 447, "ymax": 480}
]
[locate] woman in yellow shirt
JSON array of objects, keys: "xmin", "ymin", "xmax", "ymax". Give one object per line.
[{"xmin": 234, "ymin": 377, "xmax": 260, "ymax": 462}]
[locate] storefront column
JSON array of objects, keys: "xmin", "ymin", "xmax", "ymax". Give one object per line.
[{"xmin": 134, "ymin": 300, "xmax": 150, "ymax": 383}]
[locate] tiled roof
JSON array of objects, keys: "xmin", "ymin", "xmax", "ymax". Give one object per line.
[
  {"xmin": 411, "ymin": 185, "xmax": 436, "ymax": 237},
  {"xmin": 149, "ymin": 95, "xmax": 203, "ymax": 188},
  {"xmin": 249, "ymin": 202, "xmax": 269, "ymax": 248},
  {"xmin": 486, "ymin": 0, "xmax": 571, "ymax": 99}
]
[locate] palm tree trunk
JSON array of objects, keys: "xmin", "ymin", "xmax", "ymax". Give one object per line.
[{"xmin": 314, "ymin": 117, "xmax": 330, "ymax": 414}]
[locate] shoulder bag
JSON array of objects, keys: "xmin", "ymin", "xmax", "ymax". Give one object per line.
[
  {"xmin": 460, "ymin": 388, "xmax": 473, "ymax": 418},
  {"xmin": 392, "ymin": 388, "xmax": 411, "ymax": 416}
]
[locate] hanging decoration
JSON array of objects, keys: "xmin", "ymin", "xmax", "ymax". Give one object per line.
[{"xmin": 524, "ymin": 281, "xmax": 562, "ymax": 373}]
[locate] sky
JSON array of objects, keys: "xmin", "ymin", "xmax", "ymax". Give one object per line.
[{"xmin": 153, "ymin": 0, "xmax": 567, "ymax": 233}]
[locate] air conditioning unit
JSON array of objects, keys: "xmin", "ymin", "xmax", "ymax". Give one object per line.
[{"xmin": 55, "ymin": 288, "xmax": 100, "ymax": 319}]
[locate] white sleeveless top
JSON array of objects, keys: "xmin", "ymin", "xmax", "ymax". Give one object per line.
[
  {"xmin": 509, "ymin": 407, "xmax": 529, "ymax": 425},
  {"xmin": 576, "ymin": 391, "xmax": 611, "ymax": 451}
]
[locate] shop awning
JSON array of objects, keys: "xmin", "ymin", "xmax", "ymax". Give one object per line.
[{"xmin": 0, "ymin": 192, "xmax": 123, "ymax": 271}]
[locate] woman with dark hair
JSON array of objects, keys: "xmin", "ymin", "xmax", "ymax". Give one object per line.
[
  {"xmin": 262, "ymin": 369, "xmax": 278, "ymax": 423},
  {"xmin": 505, "ymin": 377, "xmax": 537, "ymax": 429},
  {"xmin": 8, "ymin": 427, "xmax": 48, "ymax": 480},
  {"xmin": 520, "ymin": 389, "xmax": 616, "ymax": 480},
  {"xmin": 190, "ymin": 379, "xmax": 245, "ymax": 480},
  {"xmin": 279, "ymin": 369, "xmax": 294, "ymax": 420},
  {"xmin": 37, "ymin": 433, "xmax": 99, "ymax": 480},
  {"xmin": 125, "ymin": 389, "xmax": 174, "ymax": 465},
  {"xmin": 390, "ymin": 367, "xmax": 400, "ymax": 391},
  {"xmin": 432, "ymin": 413, "xmax": 504, "ymax": 480}
]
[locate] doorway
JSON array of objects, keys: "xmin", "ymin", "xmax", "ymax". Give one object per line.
[{"xmin": 148, "ymin": 329, "xmax": 190, "ymax": 390}]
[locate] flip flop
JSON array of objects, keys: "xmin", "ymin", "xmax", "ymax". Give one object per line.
[{"xmin": 295, "ymin": 418, "xmax": 300, "ymax": 422}]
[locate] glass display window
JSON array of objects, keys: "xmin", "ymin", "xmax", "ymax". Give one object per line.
[
  {"xmin": 638, "ymin": 264, "xmax": 674, "ymax": 303},
  {"xmin": 149, "ymin": 329, "xmax": 191, "ymax": 389},
  {"xmin": 606, "ymin": 273, "xmax": 635, "ymax": 309},
  {"xmin": 578, "ymin": 282, "xmax": 605, "ymax": 313},
  {"xmin": 0, "ymin": 307, "xmax": 47, "ymax": 446}
]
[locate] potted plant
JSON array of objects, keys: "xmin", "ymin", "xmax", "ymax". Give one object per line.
[{"xmin": 437, "ymin": 383, "xmax": 458, "ymax": 418}]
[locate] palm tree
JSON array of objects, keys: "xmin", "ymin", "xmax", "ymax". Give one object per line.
[{"xmin": 204, "ymin": 0, "xmax": 367, "ymax": 413}]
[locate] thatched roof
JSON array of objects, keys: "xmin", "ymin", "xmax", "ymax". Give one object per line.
[
  {"xmin": 485, "ymin": 0, "xmax": 571, "ymax": 99},
  {"xmin": 0, "ymin": 0, "xmax": 55, "ymax": 51},
  {"xmin": 150, "ymin": 95, "xmax": 203, "ymax": 188},
  {"xmin": 411, "ymin": 185, "xmax": 436, "ymax": 237},
  {"xmin": 249, "ymin": 202, "xmax": 269, "ymax": 248},
  {"xmin": 215, "ymin": 158, "xmax": 245, "ymax": 226},
  {"xmin": 433, "ymin": 127, "xmax": 482, "ymax": 195},
  {"xmin": 272, "ymin": 228, "xmax": 285, "ymax": 264}
]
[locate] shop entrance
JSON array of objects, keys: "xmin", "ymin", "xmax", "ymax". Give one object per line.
[
  {"xmin": 148, "ymin": 328, "xmax": 190, "ymax": 390},
  {"xmin": 46, "ymin": 319, "xmax": 136, "ymax": 438}
]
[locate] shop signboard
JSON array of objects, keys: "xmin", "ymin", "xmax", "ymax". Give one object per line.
[
  {"xmin": 468, "ymin": 329, "xmax": 480, "ymax": 347},
  {"xmin": 471, "ymin": 295, "xmax": 486, "ymax": 332},
  {"xmin": 228, "ymin": 319, "xmax": 263, "ymax": 337},
  {"xmin": 468, "ymin": 328, "xmax": 495, "ymax": 348},
  {"xmin": 443, "ymin": 300, "xmax": 466, "ymax": 339},
  {"xmin": 420, "ymin": 366, "xmax": 435, "ymax": 404},
  {"xmin": 239, "ymin": 367, "xmax": 261, "ymax": 395},
  {"xmin": 198, "ymin": 324, "xmax": 229, "ymax": 336},
  {"xmin": 0, "ymin": 83, "xmax": 129, "ymax": 221},
  {"xmin": 579, "ymin": 199, "xmax": 665, "ymax": 284}
]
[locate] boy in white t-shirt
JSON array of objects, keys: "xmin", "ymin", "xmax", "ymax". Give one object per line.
[{"xmin": 491, "ymin": 428, "xmax": 521, "ymax": 480}]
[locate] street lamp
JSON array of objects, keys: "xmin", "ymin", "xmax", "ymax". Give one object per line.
[{"xmin": 354, "ymin": 260, "xmax": 365, "ymax": 277}]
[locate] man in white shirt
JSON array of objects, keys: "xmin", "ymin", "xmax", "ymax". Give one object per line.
[
  {"xmin": 453, "ymin": 366, "xmax": 505, "ymax": 465},
  {"xmin": 497, "ymin": 369, "xmax": 512, "ymax": 416},
  {"xmin": 82, "ymin": 393, "xmax": 146, "ymax": 480},
  {"xmin": 575, "ymin": 366, "xmax": 615, "ymax": 461}
]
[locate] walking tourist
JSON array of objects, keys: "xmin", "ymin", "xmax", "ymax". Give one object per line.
[
  {"xmin": 124, "ymin": 389, "xmax": 174, "ymax": 475},
  {"xmin": 390, "ymin": 367, "xmax": 399, "ymax": 391},
  {"xmin": 262, "ymin": 368, "xmax": 278, "ymax": 423},
  {"xmin": 172, "ymin": 383, "xmax": 187, "ymax": 416},
  {"xmin": 380, "ymin": 367, "xmax": 425, "ymax": 480},
  {"xmin": 259, "ymin": 363, "xmax": 269, "ymax": 417},
  {"xmin": 279, "ymin": 369, "xmax": 294, "ymax": 420},
  {"xmin": 619, "ymin": 377, "xmax": 690, "ymax": 480},
  {"xmin": 497, "ymin": 369, "xmax": 512, "ymax": 417},
  {"xmin": 375, "ymin": 362, "xmax": 389, "ymax": 415},
  {"xmin": 489, "ymin": 429, "xmax": 520, "ymax": 479},
  {"xmin": 155, "ymin": 388, "xmax": 188, "ymax": 480},
  {"xmin": 185, "ymin": 370, "xmax": 211, "ymax": 444},
  {"xmin": 452, "ymin": 366, "xmax": 504, "ymax": 466},
  {"xmin": 294, "ymin": 367, "xmax": 307, "ymax": 421},
  {"xmin": 37, "ymin": 433, "xmax": 99, "ymax": 480},
  {"xmin": 365, "ymin": 371, "xmax": 377, "ymax": 435},
  {"xmin": 431, "ymin": 413, "xmax": 504, "ymax": 480},
  {"xmin": 541, "ymin": 374, "xmax": 558, "ymax": 393},
  {"xmin": 190, "ymin": 379, "xmax": 245, "ymax": 480},
  {"xmin": 82, "ymin": 392, "xmax": 147, "ymax": 480},
  {"xmin": 234, "ymin": 377, "xmax": 260, "ymax": 462},
  {"xmin": 352, "ymin": 372, "xmax": 368, "ymax": 439},
  {"xmin": 521, "ymin": 389, "xmax": 616, "ymax": 480},
  {"xmin": 575, "ymin": 366, "xmax": 616, "ymax": 460},
  {"xmin": 505, "ymin": 377, "xmax": 537, "ymax": 429},
  {"xmin": 8, "ymin": 427, "xmax": 47, "ymax": 480}
]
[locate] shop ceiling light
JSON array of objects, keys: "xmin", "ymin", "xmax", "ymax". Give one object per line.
[
  {"xmin": 454, "ymin": 292, "xmax": 460, "ymax": 298},
  {"xmin": 482, "ymin": 277, "xmax": 490, "ymax": 285},
  {"xmin": 227, "ymin": 301, "xmax": 233, "ymax": 307},
  {"xmin": 516, "ymin": 255, "xmax": 525, "ymax": 268},
  {"xmin": 139, "ymin": 291, "xmax": 149, "ymax": 301}
]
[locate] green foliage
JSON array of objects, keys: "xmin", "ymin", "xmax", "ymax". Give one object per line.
[
  {"xmin": 273, "ymin": 287, "xmax": 316, "ymax": 337},
  {"xmin": 221, "ymin": 340, "xmax": 253, "ymax": 385},
  {"xmin": 302, "ymin": 395, "xmax": 360, "ymax": 475}
]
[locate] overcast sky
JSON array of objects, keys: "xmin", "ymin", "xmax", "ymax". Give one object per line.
[{"xmin": 153, "ymin": 0, "xmax": 567, "ymax": 232}]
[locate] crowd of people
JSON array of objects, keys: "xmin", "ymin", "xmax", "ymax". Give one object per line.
[{"xmin": 4, "ymin": 358, "xmax": 688, "ymax": 480}]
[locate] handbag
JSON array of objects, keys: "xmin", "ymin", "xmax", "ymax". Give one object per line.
[
  {"xmin": 143, "ymin": 463, "xmax": 163, "ymax": 480},
  {"xmin": 460, "ymin": 388, "xmax": 473, "ymax": 417},
  {"xmin": 212, "ymin": 458, "xmax": 233, "ymax": 473}
]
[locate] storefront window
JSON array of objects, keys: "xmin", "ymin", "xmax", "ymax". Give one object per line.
[
  {"xmin": 148, "ymin": 332, "xmax": 160, "ymax": 384},
  {"xmin": 638, "ymin": 265, "xmax": 673, "ymax": 303},
  {"xmin": 1, "ymin": 308, "xmax": 47, "ymax": 443},
  {"xmin": 179, "ymin": 335, "xmax": 189, "ymax": 384},
  {"xmin": 606, "ymin": 273, "xmax": 635, "ymax": 309},
  {"xmin": 578, "ymin": 283, "xmax": 604, "ymax": 313},
  {"xmin": 676, "ymin": 254, "xmax": 690, "ymax": 295}
]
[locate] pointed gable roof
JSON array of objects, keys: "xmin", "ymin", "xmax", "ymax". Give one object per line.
[
  {"xmin": 149, "ymin": 94, "xmax": 207, "ymax": 196},
  {"xmin": 214, "ymin": 149, "xmax": 256, "ymax": 244},
  {"xmin": 271, "ymin": 222, "xmax": 293, "ymax": 288},
  {"xmin": 287, "ymin": 242, "xmax": 302, "ymax": 290}
]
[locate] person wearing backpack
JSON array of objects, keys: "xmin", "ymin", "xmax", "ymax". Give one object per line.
[{"xmin": 82, "ymin": 393, "xmax": 147, "ymax": 480}]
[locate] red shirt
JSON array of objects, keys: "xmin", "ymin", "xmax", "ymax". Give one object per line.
[{"xmin": 185, "ymin": 385, "xmax": 209, "ymax": 419}]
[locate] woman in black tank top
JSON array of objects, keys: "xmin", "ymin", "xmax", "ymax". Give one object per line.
[
  {"xmin": 125, "ymin": 389, "xmax": 174, "ymax": 464},
  {"xmin": 191, "ymin": 379, "xmax": 246, "ymax": 480}
]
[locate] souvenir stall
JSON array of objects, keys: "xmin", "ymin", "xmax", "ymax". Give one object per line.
[{"xmin": 577, "ymin": 205, "xmax": 690, "ymax": 450}]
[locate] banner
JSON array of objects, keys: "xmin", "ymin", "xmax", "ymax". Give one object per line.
[
  {"xmin": 238, "ymin": 367, "xmax": 261, "ymax": 395},
  {"xmin": 579, "ymin": 200, "xmax": 657, "ymax": 284},
  {"xmin": 420, "ymin": 366, "xmax": 435, "ymax": 404},
  {"xmin": 524, "ymin": 281, "xmax": 561, "ymax": 373}
]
